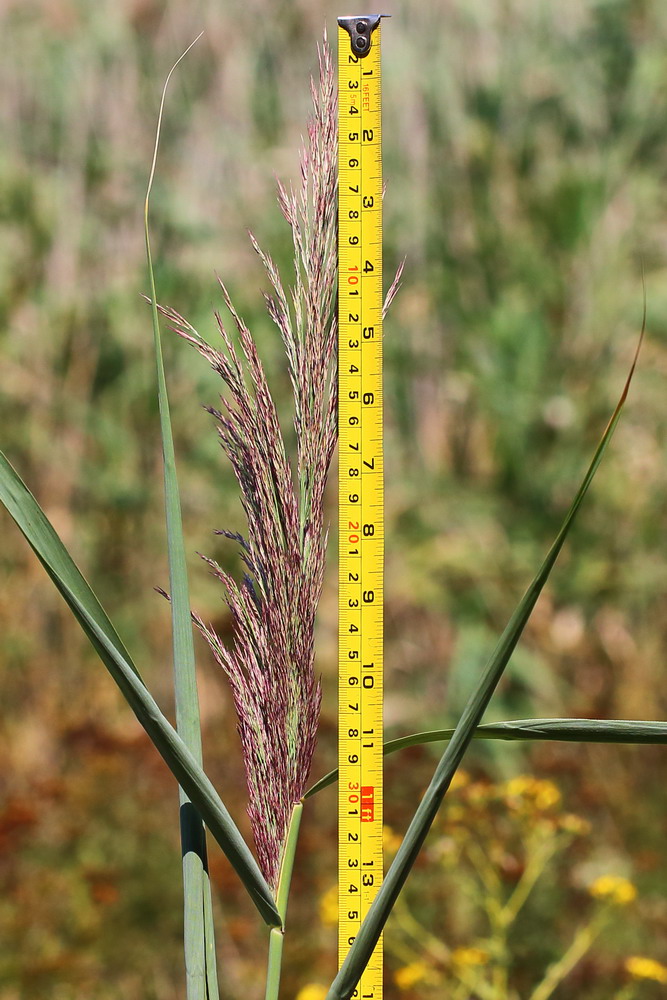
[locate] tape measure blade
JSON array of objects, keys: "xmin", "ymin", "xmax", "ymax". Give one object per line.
[{"xmin": 338, "ymin": 18, "xmax": 384, "ymax": 1000}]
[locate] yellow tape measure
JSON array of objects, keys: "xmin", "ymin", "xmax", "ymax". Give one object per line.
[{"xmin": 338, "ymin": 14, "xmax": 384, "ymax": 999}]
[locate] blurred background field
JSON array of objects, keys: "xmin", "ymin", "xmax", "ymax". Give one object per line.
[{"xmin": 2, "ymin": 0, "xmax": 667, "ymax": 996}]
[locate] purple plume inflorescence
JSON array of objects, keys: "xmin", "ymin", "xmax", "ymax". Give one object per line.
[{"xmin": 160, "ymin": 39, "xmax": 337, "ymax": 889}]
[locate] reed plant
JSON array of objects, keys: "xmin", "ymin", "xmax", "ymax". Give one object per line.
[{"xmin": 1, "ymin": 26, "xmax": 666, "ymax": 1000}]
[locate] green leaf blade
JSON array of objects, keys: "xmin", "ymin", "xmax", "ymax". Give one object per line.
[
  {"xmin": 326, "ymin": 329, "xmax": 644, "ymax": 1000},
  {"xmin": 0, "ymin": 449, "xmax": 281, "ymax": 928},
  {"xmin": 305, "ymin": 718, "xmax": 667, "ymax": 798},
  {"xmin": 144, "ymin": 34, "xmax": 216, "ymax": 999},
  {"xmin": 0, "ymin": 450, "xmax": 141, "ymax": 682}
]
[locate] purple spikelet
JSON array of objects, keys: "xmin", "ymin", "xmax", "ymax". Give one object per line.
[{"xmin": 159, "ymin": 39, "xmax": 336, "ymax": 889}]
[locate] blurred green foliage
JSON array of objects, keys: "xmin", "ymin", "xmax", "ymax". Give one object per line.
[{"xmin": 2, "ymin": 0, "xmax": 667, "ymax": 996}]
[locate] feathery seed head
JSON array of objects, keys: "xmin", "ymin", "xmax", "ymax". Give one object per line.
[{"xmin": 161, "ymin": 39, "xmax": 336, "ymax": 888}]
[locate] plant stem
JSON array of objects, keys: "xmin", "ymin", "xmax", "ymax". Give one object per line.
[
  {"xmin": 527, "ymin": 913, "xmax": 605, "ymax": 1000},
  {"xmin": 499, "ymin": 833, "xmax": 558, "ymax": 928},
  {"xmin": 393, "ymin": 897, "xmax": 451, "ymax": 964},
  {"xmin": 266, "ymin": 928, "xmax": 286, "ymax": 1000},
  {"xmin": 265, "ymin": 803, "xmax": 304, "ymax": 1000}
]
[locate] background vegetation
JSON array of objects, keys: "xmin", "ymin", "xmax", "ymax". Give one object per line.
[{"xmin": 1, "ymin": 0, "xmax": 667, "ymax": 997}]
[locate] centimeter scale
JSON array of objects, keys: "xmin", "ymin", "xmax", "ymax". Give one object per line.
[{"xmin": 338, "ymin": 14, "xmax": 385, "ymax": 1000}]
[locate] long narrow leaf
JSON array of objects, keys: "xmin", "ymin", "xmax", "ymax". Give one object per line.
[
  {"xmin": 0, "ymin": 449, "xmax": 281, "ymax": 928},
  {"xmin": 144, "ymin": 34, "xmax": 218, "ymax": 1000},
  {"xmin": 384, "ymin": 717, "xmax": 667, "ymax": 749},
  {"xmin": 305, "ymin": 718, "xmax": 667, "ymax": 798},
  {"xmin": 327, "ymin": 329, "xmax": 644, "ymax": 1000},
  {"xmin": 0, "ymin": 452, "xmax": 141, "ymax": 682}
]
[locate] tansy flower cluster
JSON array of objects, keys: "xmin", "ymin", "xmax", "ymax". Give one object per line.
[
  {"xmin": 374, "ymin": 773, "xmax": 643, "ymax": 999},
  {"xmin": 625, "ymin": 955, "xmax": 667, "ymax": 984},
  {"xmin": 588, "ymin": 874, "xmax": 637, "ymax": 906}
]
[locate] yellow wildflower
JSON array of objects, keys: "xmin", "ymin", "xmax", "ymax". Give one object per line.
[
  {"xmin": 588, "ymin": 875, "xmax": 637, "ymax": 906},
  {"xmin": 505, "ymin": 775, "xmax": 534, "ymax": 799},
  {"xmin": 296, "ymin": 986, "xmax": 328, "ymax": 1000},
  {"xmin": 625, "ymin": 956, "xmax": 667, "ymax": 984},
  {"xmin": 559, "ymin": 813, "xmax": 591, "ymax": 836},
  {"xmin": 394, "ymin": 961, "xmax": 430, "ymax": 990},
  {"xmin": 383, "ymin": 825, "xmax": 402, "ymax": 854},
  {"xmin": 533, "ymin": 779, "xmax": 561, "ymax": 810},
  {"xmin": 318, "ymin": 884, "xmax": 338, "ymax": 926},
  {"xmin": 504, "ymin": 776, "xmax": 561, "ymax": 810},
  {"xmin": 452, "ymin": 946, "xmax": 490, "ymax": 967}
]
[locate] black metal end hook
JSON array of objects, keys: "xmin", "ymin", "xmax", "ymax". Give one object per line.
[{"xmin": 337, "ymin": 14, "xmax": 389, "ymax": 57}]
